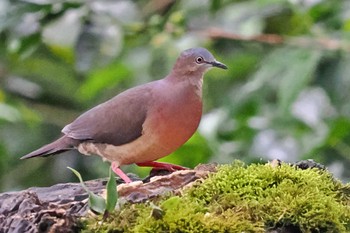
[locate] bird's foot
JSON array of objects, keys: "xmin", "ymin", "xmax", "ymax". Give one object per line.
[
  {"xmin": 136, "ymin": 161, "xmax": 188, "ymax": 172},
  {"xmin": 111, "ymin": 162, "xmax": 132, "ymax": 183}
]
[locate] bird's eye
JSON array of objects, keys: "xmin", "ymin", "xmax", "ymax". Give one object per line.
[{"xmin": 195, "ymin": 56, "xmax": 204, "ymax": 64}]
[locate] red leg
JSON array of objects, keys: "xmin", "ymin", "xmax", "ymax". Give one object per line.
[
  {"xmin": 111, "ymin": 162, "xmax": 132, "ymax": 183},
  {"xmin": 136, "ymin": 161, "xmax": 188, "ymax": 171}
]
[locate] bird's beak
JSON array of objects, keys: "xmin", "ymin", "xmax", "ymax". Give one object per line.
[{"xmin": 210, "ymin": 60, "xmax": 228, "ymax": 70}]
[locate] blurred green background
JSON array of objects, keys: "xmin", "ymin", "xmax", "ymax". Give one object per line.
[{"xmin": 1, "ymin": 0, "xmax": 350, "ymax": 192}]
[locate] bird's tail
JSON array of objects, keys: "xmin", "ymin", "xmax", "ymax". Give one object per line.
[{"xmin": 21, "ymin": 136, "xmax": 77, "ymax": 159}]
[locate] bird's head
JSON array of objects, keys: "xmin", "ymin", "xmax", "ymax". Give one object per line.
[{"xmin": 172, "ymin": 47, "xmax": 227, "ymax": 75}]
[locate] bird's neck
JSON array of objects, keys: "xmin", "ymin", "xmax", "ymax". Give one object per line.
[
  {"xmin": 190, "ymin": 75, "xmax": 204, "ymax": 98},
  {"xmin": 165, "ymin": 72, "xmax": 204, "ymax": 98}
]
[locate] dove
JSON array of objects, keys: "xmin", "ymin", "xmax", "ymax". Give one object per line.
[{"xmin": 21, "ymin": 47, "xmax": 227, "ymax": 183}]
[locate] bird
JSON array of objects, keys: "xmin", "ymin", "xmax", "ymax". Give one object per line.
[{"xmin": 21, "ymin": 47, "xmax": 227, "ymax": 183}]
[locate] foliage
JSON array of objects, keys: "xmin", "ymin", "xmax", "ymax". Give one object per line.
[
  {"xmin": 68, "ymin": 166, "xmax": 118, "ymax": 215},
  {"xmin": 82, "ymin": 161, "xmax": 350, "ymax": 232},
  {"xmin": 105, "ymin": 166, "xmax": 118, "ymax": 214},
  {"xmin": 0, "ymin": 0, "xmax": 350, "ymax": 191}
]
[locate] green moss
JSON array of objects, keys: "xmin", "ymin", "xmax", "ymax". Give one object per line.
[{"xmin": 82, "ymin": 161, "xmax": 350, "ymax": 233}]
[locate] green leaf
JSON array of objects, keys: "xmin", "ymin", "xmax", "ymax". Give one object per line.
[
  {"xmin": 326, "ymin": 118, "xmax": 350, "ymax": 146},
  {"xmin": 67, "ymin": 167, "xmax": 106, "ymax": 214},
  {"xmin": 87, "ymin": 192, "xmax": 107, "ymax": 215},
  {"xmin": 210, "ymin": 0, "xmax": 222, "ymax": 12},
  {"xmin": 75, "ymin": 62, "xmax": 131, "ymax": 102},
  {"xmin": 277, "ymin": 49, "xmax": 321, "ymax": 116},
  {"xmin": 105, "ymin": 166, "xmax": 118, "ymax": 213}
]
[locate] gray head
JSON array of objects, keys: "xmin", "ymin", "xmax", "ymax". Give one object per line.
[{"xmin": 172, "ymin": 47, "xmax": 227, "ymax": 75}]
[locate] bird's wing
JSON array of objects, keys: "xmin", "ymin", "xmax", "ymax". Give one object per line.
[{"xmin": 62, "ymin": 85, "xmax": 152, "ymax": 146}]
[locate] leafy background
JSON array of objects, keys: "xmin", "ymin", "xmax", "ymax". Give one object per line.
[{"xmin": 1, "ymin": 0, "xmax": 350, "ymax": 192}]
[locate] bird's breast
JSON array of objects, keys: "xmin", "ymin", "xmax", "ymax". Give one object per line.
[{"xmin": 144, "ymin": 81, "xmax": 203, "ymax": 153}]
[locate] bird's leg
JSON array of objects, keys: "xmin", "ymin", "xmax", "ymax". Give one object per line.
[
  {"xmin": 111, "ymin": 162, "xmax": 132, "ymax": 183},
  {"xmin": 136, "ymin": 161, "xmax": 188, "ymax": 171}
]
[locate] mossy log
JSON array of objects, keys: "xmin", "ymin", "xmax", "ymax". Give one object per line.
[{"xmin": 1, "ymin": 160, "xmax": 349, "ymax": 233}]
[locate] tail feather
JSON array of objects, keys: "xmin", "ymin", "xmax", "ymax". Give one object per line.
[{"xmin": 21, "ymin": 136, "xmax": 77, "ymax": 159}]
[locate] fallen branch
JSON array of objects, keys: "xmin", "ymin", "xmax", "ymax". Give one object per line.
[{"xmin": 199, "ymin": 27, "xmax": 350, "ymax": 52}]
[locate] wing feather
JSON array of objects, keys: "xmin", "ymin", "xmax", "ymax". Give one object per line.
[{"xmin": 62, "ymin": 84, "xmax": 152, "ymax": 146}]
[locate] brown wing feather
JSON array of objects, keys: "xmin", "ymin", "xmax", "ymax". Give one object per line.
[{"xmin": 62, "ymin": 84, "xmax": 153, "ymax": 146}]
